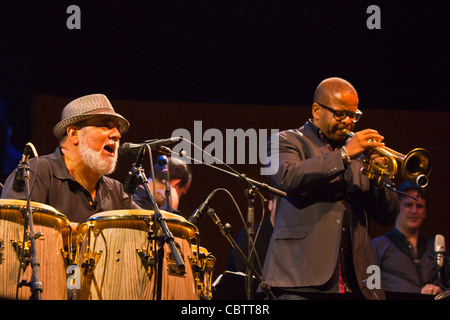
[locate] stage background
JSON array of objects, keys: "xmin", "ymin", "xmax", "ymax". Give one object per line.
[
  {"xmin": 29, "ymin": 95, "xmax": 450, "ymax": 278},
  {"xmin": 1, "ymin": 1, "xmax": 450, "ymax": 289}
]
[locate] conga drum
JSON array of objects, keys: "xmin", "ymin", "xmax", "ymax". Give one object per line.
[
  {"xmin": 0, "ymin": 199, "xmax": 71, "ymax": 300},
  {"xmin": 74, "ymin": 209, "xmax": 200, "ymax": 300}
]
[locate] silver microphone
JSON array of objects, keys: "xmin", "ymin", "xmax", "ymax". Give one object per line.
[
  {"xmin": 119, "ymin": 137, "xmax": 183, "ymax": 156},
  {"xmin": 435, "ymin": 234, "xmax": 446, "ymax": 271}
]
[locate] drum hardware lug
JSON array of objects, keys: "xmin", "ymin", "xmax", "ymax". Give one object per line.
[
  {"xmin": 136, "ymin": 249, "xmax": 155, "ymax": 278},
  {"xmin": 61, "ymin": 249, "xmax": 72, "ymax": 268},
  {"xmin": 81, "ymin": 250, "xmax": 102, "ymax": 276},
  {"xmin": 17, "ymin": 278, "xmax": 30, "ymax": 289},
  {"xmin": 11, "ymin": 240, "xmax": 31, "ymax": 271},
  {"xmin": 166, "ymin": 242, "xmax": 186, "ymax": 277},
  {"xmin": 33, "ymin": 232, "xmax": 45, "ymax": 240},
  {"xmin": 205, "ymin": 254, "xmax": 216, "ymax": 270},
  {"xmin": 147, "ymin": 229, "xmax": 164, "ymax": 245},
  {"xmin": 154, "ymin": 229, "xmax": 166, "ymax": 246},
  {"xmin": 189, "ymin": 255, "xmax": 206, "ymax": 298},
  {"xmin": 115, "ymin": 249, "xmax": 121, "ymax": 262},
  {"xmin": 147, "ymin": 229, "xmax": 158, "ymax": 241}
]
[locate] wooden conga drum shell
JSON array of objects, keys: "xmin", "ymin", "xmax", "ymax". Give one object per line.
[
  {"xmin": 75, "ymin": 209, "xmax": 200, "ymax": 300},
  {"xmin": 0, "ymin": 199, "xmax": 70, "ymax": 300}
]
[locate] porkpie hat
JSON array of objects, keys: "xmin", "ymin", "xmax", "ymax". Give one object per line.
[{"xmin": 53, "ymin": 94, "xmax": 130, "ymax": 140}]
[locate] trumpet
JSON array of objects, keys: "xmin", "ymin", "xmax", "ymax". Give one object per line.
[{"xmin": 342, "ymin": 129, "xmax": 432, "ymax": 188}]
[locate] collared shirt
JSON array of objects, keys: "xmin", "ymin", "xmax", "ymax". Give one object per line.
[
  {"xmin": 308, "ymin": 119, "xmax": 346, "ymax": 150},
  {"xmin": 310, "ymin": 120, "xmax": 359, "ymax": 292},
  {"xmin": 371, "ymin": 227, "xmax": 438, "ymax": 293},
  {"xmin": 1, "ymin": 147, "xmax": 141, "ymax": 222}
]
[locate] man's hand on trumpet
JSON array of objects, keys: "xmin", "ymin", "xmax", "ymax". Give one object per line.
[
  {"xmin": 365, "ymin": 149, "xmax": 389, "ymax": 168},
  {"xmin": 345, "ymin": 128, "xmax": 385, "ymax": 160}
]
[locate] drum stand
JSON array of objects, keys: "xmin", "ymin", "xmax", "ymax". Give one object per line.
[{"xmin": 15, "ymin": 160, "xmax": 43, "ymax": 300}]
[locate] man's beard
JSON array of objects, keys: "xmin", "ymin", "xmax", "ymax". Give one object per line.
[{"xmin": 78, "ymin": 131, "xmax": 118, "ymax": 176}]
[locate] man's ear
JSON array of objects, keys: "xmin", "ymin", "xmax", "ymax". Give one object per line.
[
  {"xmin": 312, "ymin": 103, "xmax": 321, "ymax": 121},
  {"xmin": 66, "ymin": 126, "xmax": 80, "ymax": 145},
  {"xmin": 169, "ymin": 179, "xmax": 182, "ymax": 189}
]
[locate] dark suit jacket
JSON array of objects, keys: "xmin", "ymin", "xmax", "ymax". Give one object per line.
[{"xmin": 262, "ymin": 121, "xmax": 399, "ymax": 300}]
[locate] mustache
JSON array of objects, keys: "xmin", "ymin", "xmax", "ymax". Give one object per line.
[
  {"xmin": 337, "ymin": 124, "xmax": 354, "ymax": 131},
  {"xmin": 104, "ymin": 140, "xmax": 120, "ymax": 153}
]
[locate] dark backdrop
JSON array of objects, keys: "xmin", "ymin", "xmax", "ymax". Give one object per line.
[{"xmin": 1, "ymin": 1, "xmax": 450, "ymax": 290}]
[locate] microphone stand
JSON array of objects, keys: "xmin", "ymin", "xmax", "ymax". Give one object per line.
[
  {"xmin": 130, "ymin": 157, "xmax": 185, "ymax": 299},
  {"xmin": 16, "ymin": 160, "xmax": 43, "ymax": 300},
  {"xmin": 25, "ymin": 178, "xmax": 43, "ymax": 300},
  {"xmin": 206, "ymin": 207, "xmax": 277, "ymax": 300},
  {"xmin": 245, "ymin": 186, "xmax": 256, "ymax": 300},
  {"xmin": 159, "ymin": 156, "xmax": 172, "ymax": 213},
  {"xmin": 438, "ymin": 256, "xmax": 449, "ymax": 289},
  {"xmin": 197, "ymin": 160, "xmax": 286, "ymax": 198},
  {"xmin": 181, "ymin": 153, "xmax": 285, "ymax": 300},
  {"xmin": 435, "ymin": 256, "xmax": 450, "ymax": 300}
]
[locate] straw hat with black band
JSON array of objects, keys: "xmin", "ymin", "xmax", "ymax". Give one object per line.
[{"xmin": 53, "ymin": 93, "xmax": 130, "ymax": 141}]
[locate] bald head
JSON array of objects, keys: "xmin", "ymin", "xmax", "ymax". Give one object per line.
[
  {"xmin": 313, "ymin": 77, "xmax": 358, "ymax": 105},
  {"xmin": 311, "ymin": 77, "xmax": 359, "ymax": 141}
]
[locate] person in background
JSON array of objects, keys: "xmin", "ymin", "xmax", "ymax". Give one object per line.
[
  {"xmin": 0, "ymin": 100, "xmax": 21, "ymax": 185},
  {"xmin": 133, "ymin": 156, "xmax": 192, "ymax": 215},
  {"xmin": 372, "ymin": 182, "xmax": 444, "ymax": 295}
]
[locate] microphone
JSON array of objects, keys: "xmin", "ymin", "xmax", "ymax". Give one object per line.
[
  {"xmin": 158, "ymin": 145, "xmax": 187, "ymax": 159},
  {"xmin": 188, "ymin": 190, "xmax": 217, "ymax": 226},
  {"xmin": 124, "ymin": 145, "xmax": 146, "ymax": 195},
  {"xmin": 13, "ymin": 143, "xmax": 33, "ymax": 193},
  {"xmin": 119, "ymin": 137, "xmax": 183, "ymax": 156},
  {"xmin": 158, "ymin": 155, "xmax": 168, "ymax": 166},
  {"xmin": 435, "ymin": 234, "xmax": 446, "ymax": 271}
]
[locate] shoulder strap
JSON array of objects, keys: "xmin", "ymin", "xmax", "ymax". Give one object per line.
[{"xmin": 385, "ymin": 231, "xmax": 425, "ymax": 287}]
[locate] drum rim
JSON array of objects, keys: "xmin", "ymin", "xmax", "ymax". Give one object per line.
[
  {"xmin": 0, "ymin": 198, "xmax": 70, "ymax": 225},
  {"xmin": 78, "ymin": 209, "xmax": 199, "ymax": 234}
]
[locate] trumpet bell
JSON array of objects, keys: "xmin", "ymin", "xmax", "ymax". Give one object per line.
[
  {"xmin": 342, "ymin": 129, "xmax": 432, "ymax": 187},
  {"xmin": 402, "ymin": 148, "xmax": 432, "ymax": 187}
]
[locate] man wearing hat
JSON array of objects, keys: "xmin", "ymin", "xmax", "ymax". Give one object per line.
[{"xmin": 1, "ymin": 93, "xmax": 141, "ymax": 223}]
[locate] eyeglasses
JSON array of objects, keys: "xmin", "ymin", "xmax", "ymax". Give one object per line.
[{"xmin": 317, "ymin": 103, "xmax": 363, "ymax": 123}]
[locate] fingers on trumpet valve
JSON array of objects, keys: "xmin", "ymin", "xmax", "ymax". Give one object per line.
[{"xmin": 364, "ymin": 131, "xmax": 385, "ymax": 148}]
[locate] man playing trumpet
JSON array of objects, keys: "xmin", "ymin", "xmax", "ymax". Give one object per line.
[{"xmin": 262, "ymin": 77, "xmax": 399, "ymax": 300}]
